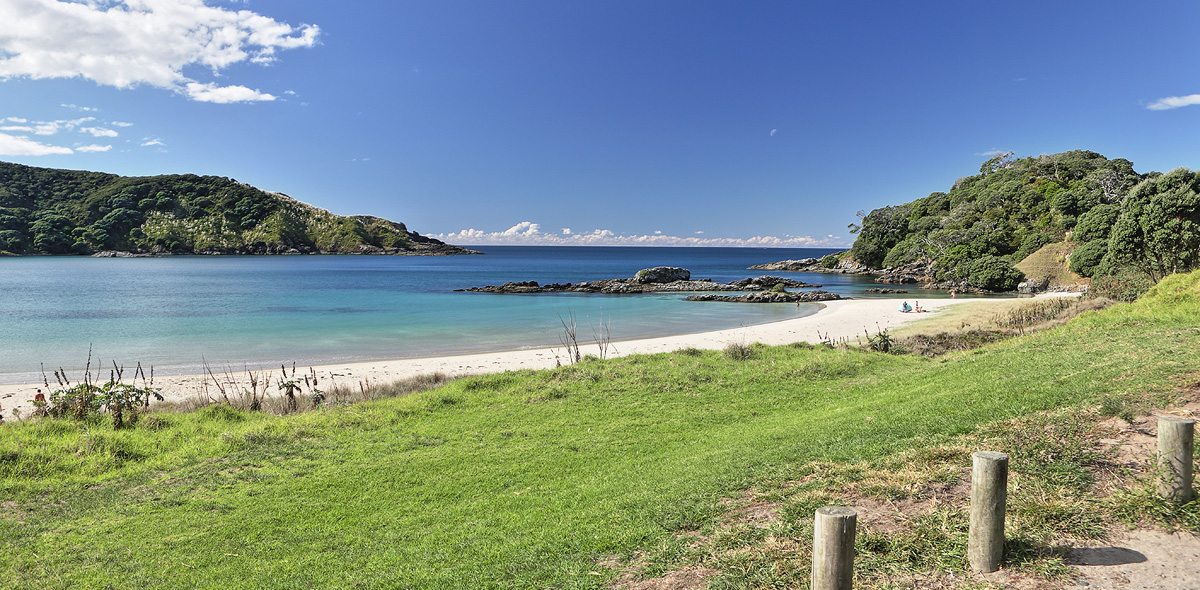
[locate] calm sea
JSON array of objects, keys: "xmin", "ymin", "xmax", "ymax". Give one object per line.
[{"xmin": 0, "ymin": 246, "xmax": 944, "ymax": 383}]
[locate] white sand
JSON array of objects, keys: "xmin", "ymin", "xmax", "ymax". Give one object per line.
[{"xmin": 0, "ymin": 297, "xmax": 986, "ymax": 418}]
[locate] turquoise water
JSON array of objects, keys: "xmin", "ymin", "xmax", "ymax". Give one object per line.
[{"xmin": 0, "ymin": 246, "xmax": 932, "ymax": 383}]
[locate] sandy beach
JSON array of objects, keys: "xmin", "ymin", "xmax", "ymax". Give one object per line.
[{"xmin": 0, "ymin": 297, "xmax": 984, "ymax": 418}]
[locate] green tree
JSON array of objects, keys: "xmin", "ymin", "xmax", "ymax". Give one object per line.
[
  {"xmin": 1073, "ymin": 204, "xmax": 1119, "ymax": 243},
  {"xmin": 1108, "ymin": 168, "xmax": 1200, "ymax": 280},
  {"xmin": 967, "ymin": 255, "xmax": 1025, "ymax": 291}
]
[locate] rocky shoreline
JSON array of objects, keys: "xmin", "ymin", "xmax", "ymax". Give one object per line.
[
  {"xmin": 458, "ymin": 266, "xmax": 832, "ymax": 300},
  {"xmin": 685, "ymin": 291, "xmax": 841, "ymax": 303}
]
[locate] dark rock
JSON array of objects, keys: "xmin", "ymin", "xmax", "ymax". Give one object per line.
[
  {"xmin": 749, "ymin": 255, "xmax": 873, "ymax": 275},
  {"xmin": 729, "ymin": 276, "xmax": 821, "ymax": 290},
  {"xmin": 634, "ymin": 266, "xmax": 691, "ymax": 284},
  {"xmin": 461, "ymin": 268, "xmax": 828, "ymax": 295},
  {"xmin": 685, "ymin": 291, "xmax": 842, "ymax": 303},
  {"xmin": 865, "ymin": 287, "xmax": 908, "ymax": 294}
]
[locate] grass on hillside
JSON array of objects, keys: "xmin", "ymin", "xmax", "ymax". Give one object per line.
[
  {"xmin": 2, "ymin": 272, "xmax": 1199, "ymax": 589},
  {"xmin": 1015, "ymin": 241, "xmax": 1086, "ymax": 288}
]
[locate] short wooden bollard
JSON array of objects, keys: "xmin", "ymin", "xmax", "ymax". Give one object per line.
[
  {"xmin": 968, "ymin": 451, "xmax": 1008, "ymax": 573},
  {"xmin": 1157, "ymin": 416, "xmax": 1195, "ymax": 503},
  {"xmin": 811, "ymin": 506, "xmax": 856, "ymax": 590}
]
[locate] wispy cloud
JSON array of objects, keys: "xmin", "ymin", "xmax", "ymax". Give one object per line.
[
  {"xmin": 430, "ymin": 222, "xmax": 847, "ymax": 248},
  {"xmin": 80, "ymin": 126, "xmax": 118, "ymax": 138},
  {"xmin": 0, "ymin": 112, "xmax": 130, "ymax": 155},
  {"xmin": 0, "ymin": 0, "xmax": 319, "ymax": 103},
  {"xmin": 975, "ymin": 149, "xmax": 1009, "ymax": 157},
  {"xmin": 1146, "ymin": 94, "xmax": 1200, "ymax": 111}
]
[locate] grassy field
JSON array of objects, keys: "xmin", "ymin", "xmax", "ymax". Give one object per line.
[{"xmin": 2, "ymin": 272, "xmax": 1199, "ymax": 589}]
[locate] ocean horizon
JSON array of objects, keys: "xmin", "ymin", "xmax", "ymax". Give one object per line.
[{"xmin": 0, "ymin": 246, "xmax": 952, "ymax": 384}]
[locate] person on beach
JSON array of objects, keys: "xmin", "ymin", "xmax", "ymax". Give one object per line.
[
  {"xmin": 898, "ymin": 301, "xmax": 912, "ymax": 313},
  {"xmin": 914, "ymin": 301, "xmax": 923, "ymax": 313},
  {"xmin": 949, "ymin": 288, "xmax": 956, "ymax": 299}
]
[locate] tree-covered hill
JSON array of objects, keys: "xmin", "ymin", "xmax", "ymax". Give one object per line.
[
  {"xmin": 847, "ymin": 150, "xmax": 1200, "ymax": 291},
  {"xmin": 0, "ymin": 161, "xmax": 476, "ymax": 256}
]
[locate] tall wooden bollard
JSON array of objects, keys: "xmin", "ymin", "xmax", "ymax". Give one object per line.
[
  {"xmin": 811, "ymin": 506, "xmax": 856, "ymax": 590},
  {"xmin": 1157, "ymin": 416, "xmax": 1195, "ymax": 503},
  {"xmin": 968, "ymin": 451, "xmax": 1008, "ymax": 573}
]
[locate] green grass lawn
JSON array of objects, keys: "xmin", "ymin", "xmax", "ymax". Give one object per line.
[{"xmin": 2, "ymin": 272, "xmax": 1199, "ymax": 589}]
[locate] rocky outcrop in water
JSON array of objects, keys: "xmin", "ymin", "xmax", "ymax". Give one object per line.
[
  {"xmin": 458, "ymin": 269, "xmax": 824, "ymax": 295},
  {"xmin": 634, "ymin": 266, "xmax": 690, "ymax": 283},
  {"xmin": 749, "ymin": 256, "xmax": 873, "ymax": 275},
  {"xmin": 685, "ymin": 291, "xmax": 842, "ymax": 303}
]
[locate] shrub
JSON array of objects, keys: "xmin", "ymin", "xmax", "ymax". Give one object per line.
[
  {"xmin": 967, "ymin": 256, "xmax": 1025, "ymax": 291},
  {"xmin": 1067, "ymin": 240, "xmax": 1107, "ymax": 278},
  {"xmin": 1089, "ymin": 271, "xmax": 1155, "ymax": 302},
  {"xmin": 819, "ymin": 253, "xmax": 840, "ymax": 268},
  {"xmin": 723, "ymin": 342, "xmax": 753, "ymax": 361}
]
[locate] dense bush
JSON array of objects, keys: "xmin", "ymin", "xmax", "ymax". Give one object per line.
[
  {"xmin": 1067, "ymin": 240, "xmax": 1108, "ymax": 278},
  {"xmin": 1073, "ymin": 204, "xmax": 1120, "ymax": 243},
  {"xmin": 849, "ymin": 151, "xmax": 1142, "ymax": 278},
  {"xmin": 0, "ymin": 161, "xmax": 417, "ymax": 255},
  {"xmin": 967, "ymin": 255, "xmax": 1025, "ymax": 291},
  {"xmin": 1108, "ymin": 168, "xmax": 1200, "ymax": 280}
]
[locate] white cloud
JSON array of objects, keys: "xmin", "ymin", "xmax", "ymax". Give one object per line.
[
  {"xmin": 561, "ymin": 228, "xmax": 572, "ymax": 235},
  {"xmin": 1146, "ymin": 94, "xmax": 1200, "ymax": 111},
  {"xmin": 0, "ymin": 112, "xmax": 127, "ymax": 154},
  {"xmin": 501, "ymin": 221, "xmax": 540, "ymax": 236},
  {"xmin": 429, "ymin": 223, "xmax": 848, "ymax": 248},
  {"xmin": 60, "ymin": 103, "xmax": 96, "ymax": 112},
  {"xmin": 184, "ymin": 81, "xmax": 274, "ymax": 103},
  {"xmin": 0, "ymin": 0, "xmax": 319, "ymax": 103},
  {"xmin": 80, "ymin": 126, "xmax": 118, "ymax": 137},
  {"xmin": 0, "ymin": 131, "xmax": 72, "ymax": 155},
  {"xmin": 141, "ymin": 138, "xmax": 165, "ymax": 147},
  {"xmin": 112, "ymin": 121, "xmax": 133, "ymax": 127}
]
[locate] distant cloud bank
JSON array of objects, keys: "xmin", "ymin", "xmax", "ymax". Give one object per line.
[
  {"xmin": 1146, "ymin": 94, "xmax": 1200, "ymax": 111},
  {"xmin": 430, "ymin": 222, "xmax": 847, "ymax": 248},
  {"xmin": 0, "ymin": 0, "xmax": 318, "ymax": 103}
]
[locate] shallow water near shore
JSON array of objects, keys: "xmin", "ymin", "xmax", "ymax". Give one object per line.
[{"xmin": 0, "ymin": 246, "xmax": 951, "ymax": 383}]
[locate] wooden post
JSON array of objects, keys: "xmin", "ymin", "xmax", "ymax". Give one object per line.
[
  {"xmin": 1157, "ymin": 416, "xmax": 1195, "ymax": 503},
  {"xmin": 811, "ymin": 506, "xmax": 856, "ymax": 590},
  {"xmin": 968, "ymin": 451, "xmax": 1008, "ymax": 573}
]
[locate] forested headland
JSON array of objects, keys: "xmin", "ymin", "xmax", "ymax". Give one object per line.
[
  {"xmin": 0, "ymin": 161, "xmax": 476, "ymax": 256},
  {"xmin": 845, "ymin": 150, "xmax": 1200, "ymax": 294}
]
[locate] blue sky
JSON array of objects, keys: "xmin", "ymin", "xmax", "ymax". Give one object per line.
[{"xmin": 2, "ymin": 1, "xmax": 1200, "ymax": 248}]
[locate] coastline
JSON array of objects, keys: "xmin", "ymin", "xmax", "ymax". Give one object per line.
[{"xmin": 0, "ymin": 297, "xmax": 986, "ymax": 417}]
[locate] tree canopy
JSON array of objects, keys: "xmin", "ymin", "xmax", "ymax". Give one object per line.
[
  {"xmin": 0, "ymin": 161, "xmax": 461, "ymax": 256},
  {"xmin": 845, "ymin": 150, "xmax": 1189, "ymax": 288}
]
